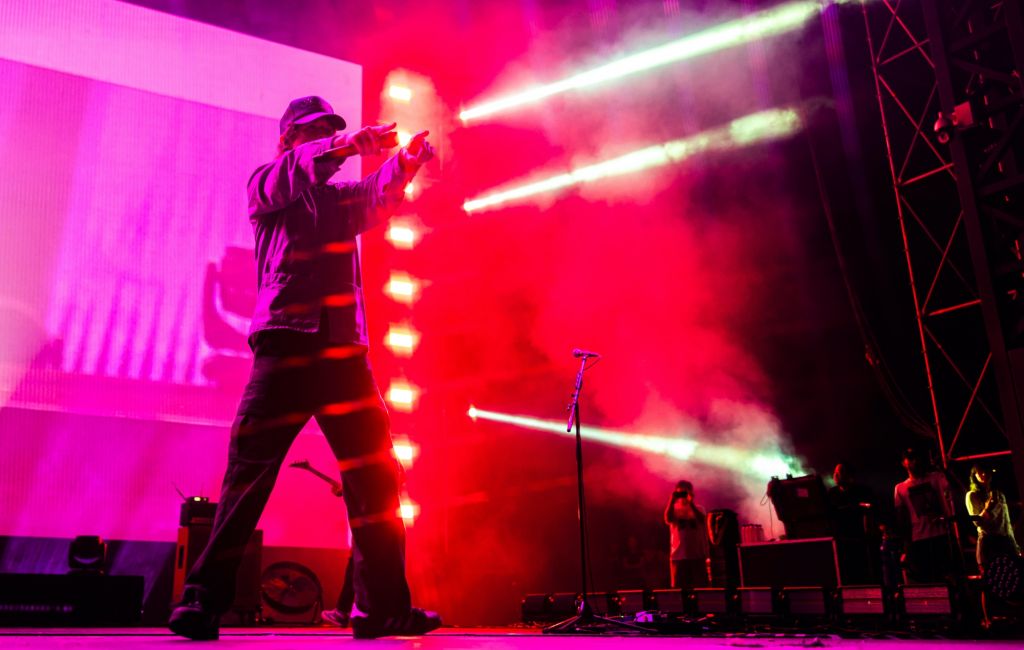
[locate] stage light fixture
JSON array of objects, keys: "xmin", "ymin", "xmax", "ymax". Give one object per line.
[
  {"xmin": 782, "ymin": 586, "xmax": 828, "ymax": 619},
  {"xmin": 392, "ymin": 440, "xmax": 418, "ymax": 463},
  {"xmin": 650, "ymin": 588, "xmax": 686, "ymax": 614},
  {"xmin": 385, "ymin": 273, "xmax": 420, "ymax": 304},
  {"xmin": 466, "ymin": 406, "xmax": 803, "ymax": 479},
  {"xmin": 397, "ymin": 130, "xmax": 413, "ymax": 147},
  {"xmin": 385, "ymin": 324, "xmax": 420, "ymax": 355},
  {"xmin": 691, "ymin": 588, "xmax": 732, "ymax": 616},
  {"xmin": 835, "ymin": 585, "xmax": 886, "ymax": 620},
  {"xmin": 900, "ymin": 584, "xmax": 952, "ymax": 617},
  {"xmin": 399, "ymin": 500, "xmax": 420, "ymax": 523},
  {"xmin": 521, "ymin": 594, "xmax": 556, "ymax": 622},
  {"xmin": 388, "ymin": 85, "xmax": 413, "ymax": 102},
  {"xmin": 386, "ymin": 224, "xmax": 419, "ymax": 249},
  {"xmin": 459, "ymin": 1, "xmax": 849, "ymax": 122},
  {"xmin": 615, "ymin": 589, "xmax": 648, "ymax": 616},
  {"xmin": 738, "ymin": 586, "xmax": 778, "ymax": 619},
  {"xmin": 463, "ymin": 107, "xmax": 802, "ymax": 213},
  {"xmin": 68, "ymin": 535, "xmax": 108, "ymax": 574},
  {"xmin": 387, "ymin": 382, "xmax": 419, "ymax": 410}
]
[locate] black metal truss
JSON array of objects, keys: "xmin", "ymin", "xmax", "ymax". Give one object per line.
[{"xmin": 862, "ymin": 0, "xmax": 1024, "ymax": 495}]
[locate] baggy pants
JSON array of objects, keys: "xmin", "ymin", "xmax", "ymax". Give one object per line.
[{"xmin": 183, "ymin": 329, "xmax": 410, "ymax": 617}]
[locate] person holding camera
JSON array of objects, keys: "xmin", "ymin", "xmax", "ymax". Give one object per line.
[
  {"xmin": 663, "ymin": 480, "xmax": 710, "ymax": 588},
  {"xmin": 966, "ymin": 465, "xmax": 1019, "ymax": 569}
]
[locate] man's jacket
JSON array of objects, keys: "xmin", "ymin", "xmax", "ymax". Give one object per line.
[{"xmin": 246, "ymin": 138, "xmax": 412, "ymax": 347}]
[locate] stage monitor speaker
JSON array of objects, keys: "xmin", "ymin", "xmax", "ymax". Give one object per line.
[
  {"xmin": 614, "ymin": 589, "xmax": 650, "ymax": 615},
  {"xmin": 588, "ymin": 592, "xmax": 614, "ymax": 615},
  {"xmin": 737, "ymin": 586, "xmax": 775, "ymax": 617},
  {"xmin": 782, "ymin": 586, "xmax": 828, "ymax": 618},
  {"xmin": 0, "ymin": 573, "xmax": 143, "ymax": 626},
  {"xmin": 691, "ymin": 587, "xmax": 731, "ymax": 615},
  {"xmin": 548, "ymin": 592, "xmax": 581, "ymax": 619},
  {"xmin": 521, "ymin": 594, "xmax": 554, "ymax": 622},
  {"xmin": 836, "ymin": 585, "xmax": 886, "ymax": 617},
  {"xmin": 901, "ymin": 584, "xmax": 952, "ymax": 617},
  {"xmin": 650, "ymin": 589, "xmax": 685, "ymax": 614},
  {"xmin": 738, "ymin": 537, "xmax": 840, "ymax": 588},
  {"xmin": 172, "ymin": 525, "xmax": 262, "ymax": 620}
]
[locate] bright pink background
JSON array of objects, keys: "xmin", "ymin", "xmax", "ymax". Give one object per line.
[{"xmin": 0, "ymin": 0, "xmax": 363, "ymax": 548}]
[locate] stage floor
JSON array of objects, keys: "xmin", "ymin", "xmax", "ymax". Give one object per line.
[{"xmin": 0, "ymin": 628, "xmax": 1021, "ymax": 648}]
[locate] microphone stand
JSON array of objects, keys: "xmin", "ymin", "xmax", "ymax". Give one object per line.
[{"xmin": 545, "ymin": 353, "xmax": 648, "ymax": 634}]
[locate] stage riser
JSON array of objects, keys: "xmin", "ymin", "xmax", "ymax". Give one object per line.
[
  {"xmin": 0, "ymin": 573, "xmax": 143, "ymax": 626},
  {"xmin": 522, "ymin": 584, "xmax": 965, "ymax": 631},
  {"xmin": 0, "ymin": 535, "xmax": 347, "ymax": 626}
]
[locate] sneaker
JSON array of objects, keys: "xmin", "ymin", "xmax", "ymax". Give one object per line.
[
  {"xmin": 351, "ymin": 607, "xmax": 442, "ymax": 639},
  {"xmin": 321, "ymin": 608, "xmax": 350, "ymax": 627},
  {"xmin": 169, "ymin": 587, "xmax": 220, "ymax": 641}
]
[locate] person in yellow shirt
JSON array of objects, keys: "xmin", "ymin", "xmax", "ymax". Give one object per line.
[{"xmin": 966, "ymin": 465, "xmax": 1019, "ymax": 570}]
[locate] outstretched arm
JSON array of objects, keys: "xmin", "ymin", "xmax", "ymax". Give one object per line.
[
  {"xmin": 339, "ymin": 129, "xmax": 436, "ymax": 234},
  {"xmin": 247, "ymin": 139, "xmax": 345, "ymax": 218}
]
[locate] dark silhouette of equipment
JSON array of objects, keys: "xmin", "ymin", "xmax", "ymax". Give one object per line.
[
  {"xmin": 172, "ymin": 501, "xmax": 262, "ymax": 624},
  {"xmin": 707, "ymin": 509, "xmax": 740, "ymax": 588},
  {"xmin": 767, "ymin": 474, "xmax": 831, "ymax": 539},
  {"xmin": 0, "ymin": 573, "xmax": 143, "ymax": 626},
  {"xmin": 68, "ymin": 535, "xmax": 108, "ymax": 574},
  {"xmin": 260, "ymin": 561, "xmax": 323, "ymax": 624}
]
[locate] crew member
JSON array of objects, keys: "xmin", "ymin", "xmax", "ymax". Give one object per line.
[
  {"xmin": 893, "ymin": 447, "xmax": 955, "ymax": 583},
  {"xmin": 664, "ymin": 480, "xmax": 710, "ymax": 588}
]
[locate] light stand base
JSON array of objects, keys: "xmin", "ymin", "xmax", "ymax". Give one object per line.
[{"xmin": 543, "ymin": 599, "xmax": 650, "ymax": 634}]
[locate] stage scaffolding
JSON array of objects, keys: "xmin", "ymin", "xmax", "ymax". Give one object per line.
[{"xmin": 861, "ymin": 0, "xmax": 1024, "ymax": 498}]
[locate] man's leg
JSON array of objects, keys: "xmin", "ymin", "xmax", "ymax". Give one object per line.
[
  {"xmin": 338, "ymin": 555, "xmax": 356, "ymax": 612},
  {"xmin": 321, "ymin": 555, "xmax": 356, "ymax": 627},
  {"xmin": 314, "ymin": 352, "xmax": 438, "ymax": 637},
  {"xmin": 315, "ymin": 355, "xmax": 410, "ymax": 617},
  {"xmin": 670, "ymin": 560, "xmax": 681, "ymax": 588},
  {"xmin": 171, "ymin": 331, "xmax": 315, "ymax": 639}
]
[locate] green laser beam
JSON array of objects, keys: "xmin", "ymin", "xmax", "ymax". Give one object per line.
[
  {"xmin": 462, "ymin": 107, "xmax": 802, "ymax": 213},
  {"xmin": 459, "ymin": 1, "xmax": 850, "ymax": 122},
  {"xmin": 467, "ymin": 406, "xmax": 805, "ymax": 479}
]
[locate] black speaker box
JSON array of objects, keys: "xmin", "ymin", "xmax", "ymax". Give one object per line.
[
  {"xmin": 836, "ymin": 585, "xmax": 886, "ymax": 618},
  {"xmin": 767, "ymin": 474, "xmax": 831, "ymax": 539},
  {"xmin": 0, "ymin": 573, "xmax": 143, "ymax": 626},
  {"xmin": 738, "ymin": 537, "xmax": 841, "ymax": 588},
  {"xmin": 179, "ymin": 498, "xmax": 217, "ymax": 527},
  {"xmin": 707, "ymin": 509, "xmax": 740, "ymax": 588},
  {"xmin": 172, "ymin": 525, "xmax": 262, "ymax": 621}
]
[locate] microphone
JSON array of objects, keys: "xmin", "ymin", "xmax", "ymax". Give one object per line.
[
  {"xmin": 573, "ymin": 348, "xmax": 601, "ymax": 359},
  {"xmin": 314, "ymin": 130, "xmax": 400, "ymax": 161}
]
